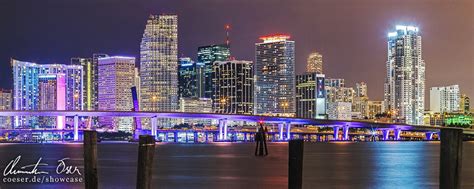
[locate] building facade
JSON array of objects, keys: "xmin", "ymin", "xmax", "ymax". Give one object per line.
[
  {"xmin": 38, "ymin": 74, "xmax": 66, "ymax": 129},
  {"xmin": 355, "ymin": 82, "xmax": 368, "ymax": 97},
  {"xmin": 296, "ymin": 73, "xmax": 326, "ymax": 119},
  {"xmin": 179, "ymin": 97, "xmax": 213, "ymax": 125},
  {"xmin": 12, "ymin": 59, "xmax": 83, "ymax": 128},
  {"xmin": 178, "ymin": 57, "xmax": 199, "ymax": 98},
  {"xmin": 327, "ymin": 102, "xmax": 352, "ymax": 120},
  {"xmin": 367, "ymin": 101, "xmax": 384, "ymax": 119},
  {"xmin": 384, "ymin": 25, "xmax": 425, "ymax": 125},
  {"xmin": 0, "ymin": 89, "xmax": 12, "ymax": 129},
  {"xmin": 430, "ymin": 85, "xmax": 460, "ymax": 113},
  {"xmin": 197, "ymin": 44, "xmax": 230, "ymax": 98},
  {"xmin": 460, "ymin": 94, "xmax": 470, "ymax": 114},
  {"xmin": 98, "ymin": 56, "xmax": 135, "ymax": 132},
  {"xmin": 212, "ymin": 60, "xmax": 254, "ymax": 115},
  {"xmin": 140, "ymin": 14, "xmax": 179, "ymax": 113},
  {"xmin": 306, "ymin": 52, "xmax": 323, "ymax": 74},
  {"xmin": 255, "ymin": 34, "xmax": 296, "ymax": 116}
]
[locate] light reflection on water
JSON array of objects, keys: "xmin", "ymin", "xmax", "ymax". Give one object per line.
[{"xmin": 0, "ymin": 142, "xmax": 471, "ymax": 189}]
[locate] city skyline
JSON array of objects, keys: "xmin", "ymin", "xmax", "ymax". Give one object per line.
[{"xmin": 1, "ymin": 0, "xmax": 473, "ymax": 102}]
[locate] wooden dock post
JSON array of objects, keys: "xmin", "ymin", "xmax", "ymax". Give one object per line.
[
  {"xmin": 288, "ymin": 139, "xmax": 304, "ymax": 189},
  {"xmin": 136, "ymin": 135, "xmax": 155, "ymax": 189},
  {"xmin": 83, "ymin": 130, "xmax": 98, "ymax": 189},
  {"xmin": 440, "ymin": 128, "xmax": 463, "ymax": 189}
]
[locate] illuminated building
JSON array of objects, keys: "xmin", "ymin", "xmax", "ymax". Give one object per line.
[
  {"xmin": 296, "ymin": 73, "xmax": 326, "ymax": 119},
  {"xmin": 460, "ymin": 94, "xmax": 470, "ymax": 113},
  {"xmin": 212, "ymin": 60, "xmax": 254, "ymax": 115},
  {"xmin": 140, "ymin": 15, "xmax": 178, "ymax": 111},
  {"xmin": 325, "ymin": 78, "xmax": 345, "ymax": 88},
  {"xmin": 178, "ymin": 57, "xmax": 199, "ymax": 98},
  {"xmin": 12, "ymin": 59, "xmax": 83, "ymax": 128},
  {"xmin": 355, "ymin": 82, "xmax": 367, "ymax": 97},
  {"xmin": 197, "ymin": 44, "xmax": 230, "ymax": 98},
  {"xmin": 424, "ymin": 112, "xmax": 473, "ymax": 127},
  {"xmin": 367, "ymin": 101, "xmax": 384, "ymax": 119},
  {"xmin": 307, "ymin": 52, "xmax": 323, "ymax": 74},
  {"xmin": 71, "ymin": 57, "xmax": 95, "ymax": 110},
  {"xmin": 38, "ymin": 74, "xmax": 66, "ymax": 129},
  {"xmin": 0, "ymin": 89, "xmax": 12, "ymax": 129},
  {"xmin": 430, "ymin": 85, "xmax": 460, "ymax": 113},
  {"xmin": 179, "ymin": 97, "xmax": 212, "ymax": 125},
  {"xmin": 384, "ymin": 25, "xmax": 425, "ymax": 125},
  {"xmin": 326, "ymin": 86, "xmax": 354, "ymax": 104},
  {"xmin": 327, "ymin": 102, "xmax": 352, "ymax": 120},
  {"xmin": 98, "ymin": 56, "xmax": 135, "ymax": 132},
  {"xmin": 255, "ymin": 34, "xmax": 295, "ymax": 116},
  {"xmin": 140, "ymin": 14, "xmax": 178, "ymax": 128}
]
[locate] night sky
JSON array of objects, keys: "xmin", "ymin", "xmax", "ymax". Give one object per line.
[{"xmin": 1, "ymin": 0, "xmax": 473, "ymax": 102}]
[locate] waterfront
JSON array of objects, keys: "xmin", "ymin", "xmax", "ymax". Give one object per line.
[{"xmin": 0, "ymin": 142, "xmax": 472, "ymax": 189}]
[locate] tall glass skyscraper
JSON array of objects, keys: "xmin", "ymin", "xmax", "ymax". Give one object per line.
[
  {"xmin": 140, "ymin": 14, "xmax": 179, "ymax": 113},
  {"xmin": 178, "ymin": 57, "xmax": 199, "ymax": 98},
  {"xmin": 71, "ymin": 57, "xmax": 95, "ymax": 110},
  {"xmin": 197, "ymin": 44, "xmax": 230, "ymax": 98},
  {"xmin": 384, "ymin": 25, "xmax": 425, "ymax": 125},
  {"xmin": 212, "ymin": 60, "xmax": 254, "ymax": 115},
  {"xmin": 296, "ymin": 73, "xmax": 326, "ymax": 119},
  {"xmin": 255, "ymin": 34, "xmax": 295, "ymax": 116}
]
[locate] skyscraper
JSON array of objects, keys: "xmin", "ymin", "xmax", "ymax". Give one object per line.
[
  {"xmin": 140, "ymin": 14, "xmax": 179, "ymax": 116},
  {"xmin": 307, "ymin": 52, "xmax": 323, "ymax": 74},
  {"xmin": 384, "ymin": 25, "xmax": 425, "ymax": 125},
  {"xmin": 178, "ymin": 57, "xmax": 198, "ymax": 98},
  {"xmin": 71, "ymin": 57, "xmax": 95, "ymax": 110},
  {"xmin": 430, "ymin": 85, "xmax": 460, "ymax": 113},
  {"xmin": 296, "ymin": 73, "xmax": 326, "ymax": 119},
  {"xmin": 197, "ymin": 44, "xmax": 230, "ymax": 98},
  {"xmin": 12, "ymin": 59, "xmax": 83, "ymax": 128},
  {"xmin": 255, "ymin": 34, "xmax": 296, "ymax": 116},
  {"xmin": 0, "ymin": 89, "xmax": 12, "ymax": 129},
  {"xmin": 98, "ymin": 56, "xmax": 135, "ymax": 132},
  {"xmin": 213, "ymin": 60, "xmax": 254, "ymax": 115}
]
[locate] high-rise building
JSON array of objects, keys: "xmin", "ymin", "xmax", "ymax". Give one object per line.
[
  {"xmin": 134, "ymin": 67, "xmax": 141, "ymax": 104},
  {"xmin": 430, "ymin": 85, "xmax": 460, "ymax": 113},
  {"xmin": 197, "ymin": 44, "xmax": 230, "ymax": 98},
  {"xmin": 384, "ymin": 25, "xmax": 425, "ymax": 125},
  {"xmin": 326, "ymin": 86, "xmax": 354, "ymax": 104},
  {"xmin": 0, "ymin": 89, "xmax": 12, "ymax": 129},
  {"xmin": 255, "ymin": 34, "xmax": 295, "ymax": 116},
  {"xmin": 71, "ymin": 57, "xmax": 96, "ymax": 110},
  {"xmin": 12, "ymin": 59, "xmax": 83, "ymax": 128},
  {"xmin": 325, "ymin": 78, "xmax": 345, "ymax": 88},
  {"xmin": 355, "ymin": 82, "xmax": 368, "ymax": 97},
  {"xmin": 327, "ymin": 102, "xmax": 352, "ymax": 120},
  {"xmin": 178, "ymin": 57, "xmax": 199, "ymax": 98},
  {"xmin": 38, "ymin": 74, "xmax": 66, "ymax": 129},
  {"xmin": 352, "ymin": 97, "xmax": 368, "ymax": 119},
  {"xmin": 140, "ymin": 14, "xmax": 179, "ymax": 118},
  {"xmin": 296, "ymin": 73, "xmax": 326, "ymax": 119},
  {"xmin": 98, "ymin": 56, "xmax": 135, "ymax": 132},
  {"xmin": 307, "ymin": 52, "xmax": 323, "ymax": 74},
  {"xmin": 213, "ymin": 60, "xmax": 254, "ymax": 115},
  {"xmin": 460, "ymin": 94, "xmax": 470, "ymax": 113}
]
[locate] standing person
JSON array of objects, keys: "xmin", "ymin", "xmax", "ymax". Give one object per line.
[{"xmin": 254, "ymin": 128, "xmax": 262, "ymax": 156}]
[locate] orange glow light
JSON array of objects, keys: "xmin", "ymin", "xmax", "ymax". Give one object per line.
[{"xmin": 259, "ymin": 34, "xmax": 291, "ymax": 43}]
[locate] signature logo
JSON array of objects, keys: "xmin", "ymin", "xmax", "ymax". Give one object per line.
[{"xmin": 3, "ymin": 156, "xmax": 81, "ymax": 176}]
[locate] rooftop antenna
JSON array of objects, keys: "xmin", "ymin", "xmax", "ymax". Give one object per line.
[{"xmin": 225, "ymin": 24, "xmax": 231, "ymax": 48}]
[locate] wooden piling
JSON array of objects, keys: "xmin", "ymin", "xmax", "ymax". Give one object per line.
[
  {"xmin": 288, "ymin": 139, "xmax": 304, "ymax": 189},
  {"xmin": 84, "ymin": 131, "xmax": 98, "ymax": 189},
  {"xmin": 136, "ymin": 135, "xmax": 155, "ymax": 189},
  {"xmin": 440, "ymin": 128, "xmax": 463, "ymax": 189}
]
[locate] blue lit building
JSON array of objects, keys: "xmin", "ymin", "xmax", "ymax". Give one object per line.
[
  {"xmin": 12, "ymin": 59, "xmax": 83, "ymax": 128},
  {"xmin": 197, "ymin": 44, "xmax": 230, "ymax": 98},
  {"xmin": 178, "ymin": 57, "xmax": 199, "ymax": 98}
]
